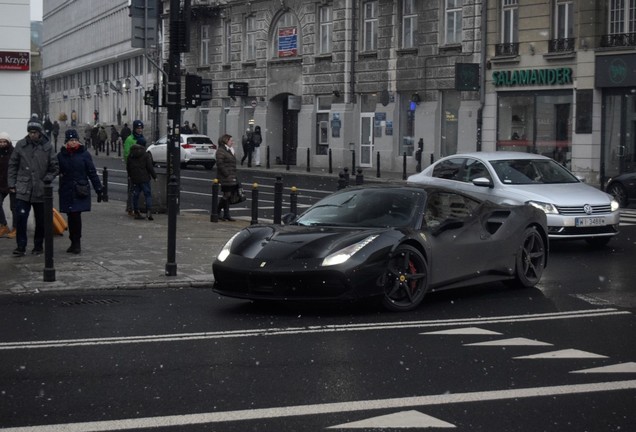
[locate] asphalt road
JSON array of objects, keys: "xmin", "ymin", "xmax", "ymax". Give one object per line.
[{"xmin": 0, "ymin": 224, "xmax": 634, "ymax": 431}]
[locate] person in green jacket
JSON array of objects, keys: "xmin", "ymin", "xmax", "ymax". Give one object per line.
[{"xmin": 123, "ymin": 120, "xmax": 146, "ymax": 215}]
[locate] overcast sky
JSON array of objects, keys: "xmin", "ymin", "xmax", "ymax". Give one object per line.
[{"xmin": 31, "ymin": 0, "xmax": 42, "ymax": 21}]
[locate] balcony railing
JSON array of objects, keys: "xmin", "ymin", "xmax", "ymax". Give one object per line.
[
  {"xmin": 548, "ymin": 37, "xmax": 575, "ymax": 53},
  {"xmin": 495, "ymin": 42, "xmax": 519, "ymax": 56},
  {"xmin": 600, "ymin": 33, "xmax": 636, "ymax": 48}
]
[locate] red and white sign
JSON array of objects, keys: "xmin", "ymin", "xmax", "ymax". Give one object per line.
[
  {"xmin": 0, "ymin": 51, "xmax": 30, "ymax": 71},
  {"xmin": 278, "ymin": 27, "xmax": 297, "ymax": 57}
]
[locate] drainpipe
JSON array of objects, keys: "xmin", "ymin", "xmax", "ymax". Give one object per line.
[
  {"xmin": 478, "ymin": 0, "xmax": 488, "ymax": 151},
  {"xmin": 347, "ymin": 0, "xmax": 356, "ymax": 104}
]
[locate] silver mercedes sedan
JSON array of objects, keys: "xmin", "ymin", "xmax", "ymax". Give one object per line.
[{"xmin": 407, "ymin": 152, "xmax": 620, "ymax": 247}]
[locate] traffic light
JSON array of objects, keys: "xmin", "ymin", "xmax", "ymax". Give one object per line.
[
  {"xmin": 185, "ymin": 74, "xmax": 202, "ymax": 107},
  {"xmin": 144, "ymin": 89, "xmax": 158, "ymax": 106}
]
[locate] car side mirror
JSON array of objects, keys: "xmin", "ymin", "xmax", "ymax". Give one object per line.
[
  {"xmin": 472, "ymin": 177, "xmax": 493, "ymax": 188},
  {"xmin": 281, "ymin": 213, "xmax": 297, "ymax": 225}
]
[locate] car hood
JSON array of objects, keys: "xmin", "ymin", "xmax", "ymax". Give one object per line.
[
  {"xmin": 495, "ymin": 182, "xmax": 613, "ymax": 206},
  {"xmin": 231, "ymin": 225, "xmax": 390, "ymax": 260}
]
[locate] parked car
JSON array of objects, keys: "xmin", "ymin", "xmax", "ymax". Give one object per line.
[
  {"xmin": 605, "ymin": 171, "xmax": 636, "ymax": 208},
  {"xmin": 213, "ymin": 184, "xmax": 548, "ymax": 312},
  {"xmin": 146, "ymin": 134, "xmax": 217, "ymax": 170},
  {"xmin": 407, "ymin": 152, "xmax": 620, "ymax": 247}
]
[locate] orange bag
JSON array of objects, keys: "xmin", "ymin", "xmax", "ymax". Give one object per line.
[{"xmin": 53, "ymin": 208, "xmax": 68, "ymax": 236}]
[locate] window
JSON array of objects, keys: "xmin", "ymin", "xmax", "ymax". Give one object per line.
[
  {"xmin": 224, "ymin": 20, "xmax": 232, "ymax": 64},
  {"xmin": 363, "ymin": 0, "xmax": 378, "ymax": 52},
  {"xmin": 319, "ymin": 5, "xmax": 333, "ymax": 54},
  {"xmin": 274, "ymin": 12, "xmax": 298, "ymax": 58},
  {"xmin": 245, "ymin": 16, "xmax": 257, "ymax": 61},
  {"xmin": 85, "ymin": 70, "xmax": 90, "ymax": 86},
  {"xmin": 200, "ymin": 25, "xmax": 210, "ymax": 66},
  {"xmin": 425, "ymin": 191, "xmax": 479, "ymax": 229},
  {"xmin": 555, "ymin": 0, "xmax": 573, "ymax": 39},
  {"xmin": 445, "ymin": 0, "xmax": 463, "ymax": 45},
  {"xmin": 402, "ymin": 0, "xmax": 416, "ymax": 48},
  {"xmin": 102, "ymin": 65, "xmax": 109, "ymax": 82},
  {"xmin": 608, "ymin": 0, "xmax": 636, "ymax": 34},
  {"xmin": 501, "ymin": 0, "xmax": 518, "ymax": 43}
]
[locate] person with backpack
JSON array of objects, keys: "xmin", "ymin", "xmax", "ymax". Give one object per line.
[{"xmin": 252, "ymin": 125, "xmax": 263, "ymax": 167}]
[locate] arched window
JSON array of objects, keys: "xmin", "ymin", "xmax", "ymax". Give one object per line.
[{"xmin": 270, "ymin": 11, "xmax": 300, "ymax": 58}]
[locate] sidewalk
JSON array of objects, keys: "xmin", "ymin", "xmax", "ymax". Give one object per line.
[{"xmin": 0, "ymin": 198, "xmax": 249, "ymax": 295}]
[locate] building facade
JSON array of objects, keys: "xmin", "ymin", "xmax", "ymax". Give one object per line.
[
  {"xmin": 0, "ymin": 0, "xmax": 32, "ymax": 140},
  {"xmin": 178, "ymin": 0, "xmax": 483, "ymax": 172},
  {"xmin": 483, "ymin": 0, "xmax": 636, "ymax": 187},
  {"xmin": 42, "ymin": 0, "xmax": 159, "ymax": 138}
]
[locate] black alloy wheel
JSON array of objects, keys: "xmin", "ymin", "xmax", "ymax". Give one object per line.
[
  {"xmin": 607, "ymin": 182, "xmax": 628, "ymax": 208},
  {"xmin": 509, "ymin": 226, "xmax": 546, "ymax": 288},
  {"xmin": 381, "ymin": 245, "xmax": 428, "ymax": 312}
]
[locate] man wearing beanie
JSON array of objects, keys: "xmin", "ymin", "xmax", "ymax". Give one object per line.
[
  {"xmin": 7, "ymin": 115, "xmax": 59, "ymax": 256},
  {"xmin": 0, "ymin": 132, "xmax": 16, "ymax": 239}
]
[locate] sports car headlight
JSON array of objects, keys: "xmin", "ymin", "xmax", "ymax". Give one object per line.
[
  {"xmin": 217, "ymin": 232, "xmax": 241, "ymax": 262},
  {"xmin": 526, "ymin": 200, "xmax": 558, "ymax": 215},
  {"xmin": 321, "ymin": 235, "xmax": 378, "ymax": 267},
  {"xmin": 610, "ymin": 199, "xmax": 620, "ymax": 212}
]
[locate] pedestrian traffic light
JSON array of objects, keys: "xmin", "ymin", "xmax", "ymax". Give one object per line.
[
  {"xmin": 144, "ymin": 89, "xmax": 158, "ymax": 106},
  {"xmin": 185, "ymin": 74, "xmax": 202, "ymax": 107}
]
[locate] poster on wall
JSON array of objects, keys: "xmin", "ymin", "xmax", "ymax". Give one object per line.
[{"xmin": 278, "ymin": 27, "xmax": 298, "ymax": 57}]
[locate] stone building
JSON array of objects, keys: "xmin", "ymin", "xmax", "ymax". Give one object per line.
[
  {"xmin": 176, "ymin": 0, "xmax": 483, "ymax": 172},
  {"xmin": 42, "ymin": 1, "xmax": 159, "ymax": 138},
  {"xmin": 482, "ymin": 0, "xmax": 636, "ymax": 186}
]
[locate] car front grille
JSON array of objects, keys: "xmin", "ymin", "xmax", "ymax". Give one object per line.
[{"xmin": 556, "ymin": 204, "xmax": 613, "ymax": 215}]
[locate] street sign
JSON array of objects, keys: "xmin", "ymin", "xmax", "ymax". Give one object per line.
[{"xmin": 228, "ymin": 82, "xmax": 249, "ymax": 97}]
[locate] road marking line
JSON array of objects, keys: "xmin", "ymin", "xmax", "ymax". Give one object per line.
[
  {"xmin": 514, "ymin": 349, "xmax": 609, "ymax": 359},
  {"xmin": 327, "ymin": 410, "xmax": 456, "ymax": 429},
  {"xmin": 571, "ymin": 362, "xmax": 636, "ymax": 374},
  {"xmin": 0, "ymin": 309, "xmax": 629, "ymax": 351},
  {"xmin": 1, "ymin": 380, "xmax": 634, "ymax": 432},
  {"xmin": 421, "ymin": 327, "xmax": 502, "ymax": 335},
  {"xmin": 464, "ymin": 337, "xmax": 553, "ymax": 346}
]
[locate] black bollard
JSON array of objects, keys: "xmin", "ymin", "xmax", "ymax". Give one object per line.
[
  {"xmin": 356, "ymin": 168, "xmax": 364, "ymax": 185},
  {"xmin": 106, "ymin": 140, "xmax": 110, "ymax": 156},
  {"xmin": 43, "ymin": 181, "xmax": 55, "ymax": 282},
  {"xmin": 351, "ymin": 149, "xmax": 356, "ymax": 175},
  {"xmin": 273, "ymin": 175, "xmax": 283, "ymax": 224},
  {"xmin": 376, "ymin": 151, "xmax": 381, "ymax": 178},
  {"xmin": 118, "ymin": 140, "xmax": 122, "ymax": 158},
  {"xmin": 343, "ymin": 167, "xmax": 350, "ymax": 187},
  {"xmin": 290, "ymin": 186, "xmax": 298, "ymax": 215},
  {"xmin": 165, "ymin": 175, "xmax": 178, "ymax": 276},
  {"xmin": 266, "ymin": 145, "xmax": 270, "ymax": 169},
  {"xmin": 328, "ymin": 148, "xmax": 333, "ymax": 174},
  {"xmin": 306, "ymin": 148, "xmax": 310, "ymax": 172},
  {"xmin": 102, "ymin": 167, "xmax": 109, "ymax": 202},
  {"xmin": 250, "ymin": 183, "xmax": 259, "ymax": 225},
  {"xmin": 430, "ymin": 153, "xmax": 434, "ymax": 164},
  {"xmin": 337, "ymin": 171, "xmax": 346, "ymax": 190},
  {"xmin": 210, "ymin": 179, "xmax": 219, "ymax": 222},
  {"xmin": 402, "ymin": 152, "xmax": 407, "ymax": 180}
]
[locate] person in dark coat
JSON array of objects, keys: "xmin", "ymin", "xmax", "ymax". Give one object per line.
[
  {"xmin": 57, "ymin": 129, "xmax": 103, "ymax": 254},
  {"xmin": 215, "ymin": 134, "xmax": 238, "ymax": 221},
  {"xmin": 127, "ymin": 143, "xmax": 156, "ymax": 220},
  {"xmin": 52, "ymin": 121, "xmax": 60, "ymax": 148},
  {"xmin": 8, "ymin": 115, "xmax": 59, "ymax": 256},
  {"xmin": 240, "ymin": 128, "xmax": 254, "ymax": 167},
  {"xmin": 120, "ymin": 123, "xmax": 131, "ymax": 144},
  {"xmin": 109, "ymin": 125, "xmax": 119, "ymax": 151},
  {"xmin": 0, "ymin": 131, "xmax": 16, "ymax": 238}
]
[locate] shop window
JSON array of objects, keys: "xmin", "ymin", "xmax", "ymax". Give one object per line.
[{"xmin": 497, "ymin": 92, "xmax": 572, "ymax": 166}]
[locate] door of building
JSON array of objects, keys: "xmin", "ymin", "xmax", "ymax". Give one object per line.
[
  {"xmin": 360, "ymin": 113, "xmax": 374, "ymax": 167},
  {"xmin": 282, "ymin": 103, "xmax": 298, "ymax": 165},
  {"xmin": 602, "ymin": 90, "xmax": 636, "ymax": 181}
]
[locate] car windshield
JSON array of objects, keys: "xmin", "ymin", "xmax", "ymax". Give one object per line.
[
  {"xmin": 490, "ymin": 159, "xmax": 579, "ymax": 185},
  {"xmin": 186, "ymin": 137, "xmax": 213, "ymax": 144},
  {"xmin": 296, "ymin": 189, "xmax": 421, "ymax": 228}
]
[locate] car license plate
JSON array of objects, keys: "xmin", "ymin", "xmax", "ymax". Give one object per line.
[
  {"xmin": 575, "ymin": 217, "xmax": 606, "ymax": 227},
  {"xmin": 196, "ymin": 147, "xmax": 207, "ymax": 152}
]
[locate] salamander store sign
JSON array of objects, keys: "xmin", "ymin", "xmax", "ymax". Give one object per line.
[
  {"xmin": 492, "ymin": 67, "xmax": 573, "ymax": 87},
  {"xmin": 0, "ymin": 51, "xmax": 30, "ymax": 71}
]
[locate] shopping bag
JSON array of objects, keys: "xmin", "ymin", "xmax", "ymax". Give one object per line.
[{"xmin": 53, "ymin": 208, "xmax": 68, "ymax": 236}]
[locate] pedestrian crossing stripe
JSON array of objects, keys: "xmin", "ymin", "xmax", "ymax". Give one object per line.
[
  {"xmin": 328, "ymin": 410, "xmax": 456, "ymax": 429},
  {"xmin": 620, "ymin": 209, "xmax": 636, "ymax": 226},
  {"xmin": 420, "ymin": 327, "xmax": 502, "ymax": 335},
  {"xmin": 570, "ymin": 362, "xmax": 636, "ymax": 374},
  {"xmin": 464, "ymin": 337, "xmax": 553, "ymax": 346},
  {"xmin": 513, "ymin": 349, "xmax": 609, "ymax": 359}
]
